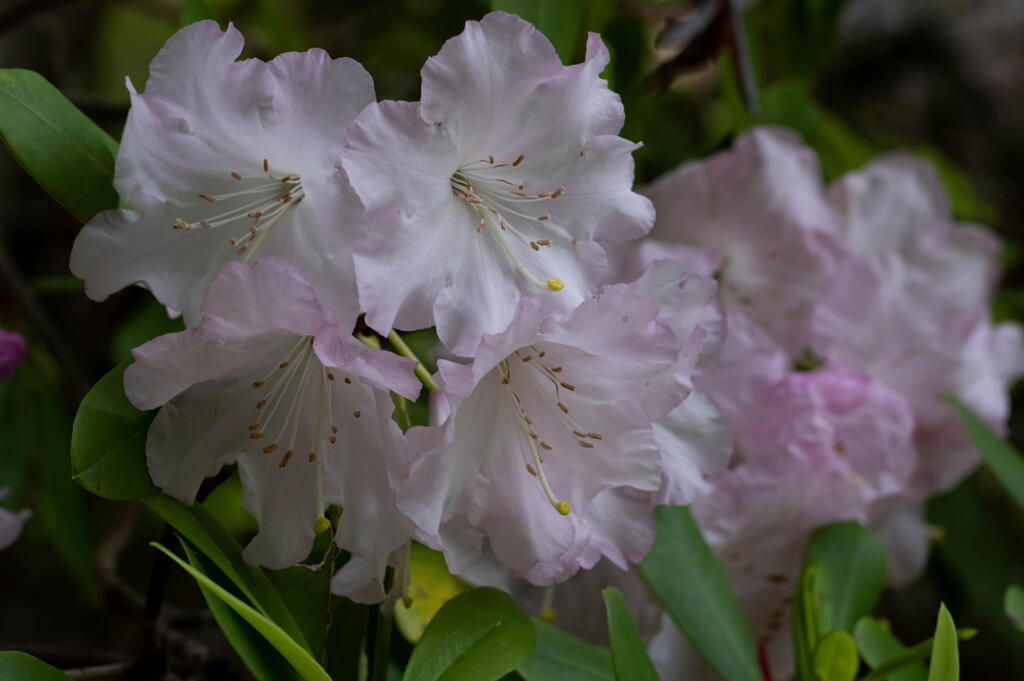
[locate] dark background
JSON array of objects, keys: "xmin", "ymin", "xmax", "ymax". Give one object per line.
[{"xmin": 0, "ymin": 0, "xmax": 1022, "ymax": 679}]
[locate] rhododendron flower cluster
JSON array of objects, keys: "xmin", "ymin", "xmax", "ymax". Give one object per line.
[{"xmin": 69, "ymin": 13, "xmax": 725, "ymax": 600}]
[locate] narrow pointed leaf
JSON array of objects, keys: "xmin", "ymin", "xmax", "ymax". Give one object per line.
[
  {"xmin": 0, "ymin": 69, "xmax": 118, "ymax": 221},
  {"xmin": 803, "ymin": 521, "xmax": 887, "ymax": 633},
  {"xmin": 603, "ymin": 587, "xmax": 660, "ymax": 681},
  {"xmin": 948, "ymin": 397, "xmax": 1024, "ymax": 511},
  {"xmin": 151, "ymin": 542, "xmax": 331, "ymax": 681},
  {"xmin": 926, "ymin": 605, "xmax": 959, "ymax": 681},
  {"xmin": 639, "ymin": 506, "xmax": 761, "ymax": 681},
  {"xmin": 403, "ymin": 587, "xmax": 535, "ymax": 681},
  {"xmin": 517, "ymin": 619, "xmax": 613, "ymax": 681}
]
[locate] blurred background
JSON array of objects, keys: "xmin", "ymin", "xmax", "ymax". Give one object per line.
[{"xmin": 0, "ymin": 0, "xmax": 1022, "ymax": 678}]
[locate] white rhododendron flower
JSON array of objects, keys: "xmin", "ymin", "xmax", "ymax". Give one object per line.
[
  {"xmin": 342, "ymin": 11, "xmax": 654, "ymax": 355},
  {"xmin": 0, "ymin": 489, "xmax": 31, "ymax": 552},
  {"xmin": 71, "ymin": 21, "xmax": 374, "ymax": 326},
  {"xmin": 124, "ymin": 258, "xmax": 420, "ymax": 601}
]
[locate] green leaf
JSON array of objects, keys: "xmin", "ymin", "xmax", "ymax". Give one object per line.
[
  {"xmin": 518, "ymin": 619, "xmax": 613, "ymax": 681},
  {"xmin": 70, "ymin": 364, "xmax": 158, "ymax": 500},
  {"xmin": 152, "ymin": 542, "xmax": 331, "ymax": 681},
  {"xmin": 803, "ymin": 521, "xmax": 887, "ymax": 633},
  {"xmin": 948, "ymin": 398, "xmax": 1024, "ymax": 511},
  {"xmin": 1006, "ymin": 585, "xmax": 1024, "ymax": 633},
  {"xmin": 491, "ymin": 0, "xmax": 586, "ymax": 61},
  {"xmin": 268, "ymin": 564, "xmax": 333, "ymax": 662},
  {"xmin": 145, "ymin": 495, "xmax": 311, "ymax": 654},
  {"xmin": 811, "ymin": 630, "xmax": 858, "ymax": 681},
  {"xmin": 639, "ymin": 506, "xmax": 761, "ymax": 681},
  {"xmin": 403, "ymin": 587, "xmax": 536, "ymax": 681},
  {"xmin": 395, "ymin": 542, "xmax": 470, "ymax": 644},
  {"xmin": 927, "ymin": 605, "xmax": 959, "ymax": 681},
  {"xmin": 326, "ymin": 597, "xmax": 368, "ymax": 681},
  {"xmin": 180, "ymin": 0, "xmax": 215, "ymax": 26},
  {"xmin": 857, "ymin": 628, "xmax": 974, "ymax": 681},
  {"xmin": 0, "ymin": 69, "xmax": 118, "ymax": 221},
  {"xmin": 854, "ymin": 618, "xmax": 927, "ymax": 681},
  {"xmin": 602, "ymin": 587, "xmax": 660, "ymax": 681},
  {"xmin": 0, "ymin": 650, "xmax": 74, "ymax": 679},
  {"xmin": 181, "ymin": 541, "xmax": 298, "ymax": 681},
  {"xmin": 793, "ymin": 563, "xmax": 822, "ymax": 681}
]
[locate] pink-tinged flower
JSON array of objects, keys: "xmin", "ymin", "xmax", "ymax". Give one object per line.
[
  {"xmin": 400, "ymin": 289, "xmax": 685, "ymax": 584},
  {"xmin": 341, "ymin": 12, "xmax": 653, "ymax": 356},
  {"xmin": 690, "ymin": 367, "xmax": 917, "ymax": 678},
  {"xmin": 71, "ymin": 21, "xmax": 374, "ymax": 326},
  {"xmin": 0, "ymin": 329, "xmax": 27, "ymax": 382},
  {"xmin": 125, "ymin": 259, "xmax": 420, "ymax": 599},
  {"xmin": 0, "ymin": 489, "xmax": 31, "ymax": 551},
  {"xmin": 642, "ymin": 126, "xmax": 840, "ymax": 353}
]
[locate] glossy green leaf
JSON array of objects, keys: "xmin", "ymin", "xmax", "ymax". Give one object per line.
[
  {"xmin": 603, "ymin": 587, "xmax": 660, "ymax": 681},
  {"xmin": 0, "ymin": 651, "xmax": 74, "ymax": 680},
  {"xmin": 793, "ymin": 563, "xmax": 822, "ymax": 681},
  {"xmin": 152, "ymin": 543, "xmax": 331, "ymax": 681},
  {"xmin": 948, "ymin": 398, "xmax": 1024, "ymax": 511},
  {"xmin": 804, "ymin": 521, "xmax": 887, "ymax": 633},
  {"xmin": 854, "ymin": 618, "xmax": 927, "ymax": 681},
  {"xmin": 639, "ymin": 506, "xmax": 761, "ymax": 681},
  {"xmin": 858, "ymin": 629, "xmax": 974, "ymax": 681},
  {"xmin": 145, "ymin": 495, "xmax": 311, "ymax": 654},
  {"xmin": 811, "ymin": 630, "xmax": 858, "ymax": 681},
  {"xmin": 182, "ymin": 542, "xmax": 297, "ymax": 681},
  {"xmin": 518, "ymin": 619, "xmax": 613, "ymax": 681},
  {"xmin": 403, "ymin": 587, "xmax": 536, "ymax": 681},
  {"xmin": 927, "ymin": 605, "xmax": 959, "ymax": 681},
  {"xmin": 491, "ymin": 0, "xmax": 587, "ymax": 61},
  {"xmin": 180, "ymin": 0, "xmax": 215, "ymax": 26},
  {"xmin": 1006, "ymin": 585, "xmax": 1024, "ymax": 633},
  {"xmin": 268, "ymin": 564, "xmax": 333, "ymax": 662},
  {"xmin": 70, "ymin": 364, "xmax": 158, "ymax": 500},
  {"xmin": 0, "ymin": 69, "xmax": 118, "ymax": 221}
]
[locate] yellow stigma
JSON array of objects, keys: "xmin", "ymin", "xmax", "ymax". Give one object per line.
[
  {"xmin": 539, "ymin": 607, "xmax": 558, "ymax": 622},
  {"xmin": 547, "ymin": 277, "xmax": 564, "ymax": 291},
  {"xmin": 556, "ymin": 500, "xmax": 571, "ymax": 516},
  {"xmin": 313, "ymin": 517, "xmax": 331, "ymax": 534}
]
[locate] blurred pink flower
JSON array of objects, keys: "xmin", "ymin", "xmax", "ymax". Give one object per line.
[
  {"xmin": 0, "ymin": 328, "xmax": 27, "ymax": 382},
  {"xmin": 341, "ymin": 11, "xmax": 653, "ymax": 356},
  {"xmin": 71, "ymin": 21, "xmax": 374, "ymax": 326},
  {"xmin": 125, "ymin": 258, "xmax": 419, "ymax": 602},
  {"xmin": 0, "ymin": 489, "xmax": 31, "ymax": 551}
]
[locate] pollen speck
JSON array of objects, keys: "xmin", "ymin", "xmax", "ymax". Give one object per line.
[
  {"xmin": 547, "ymin": 277, "xmax": 564, "ymax": 291},
  {"xmin": 556, "ymin": 500, "xmax": 571, "ymax": 516},
  {"xmin": 313, "ymin": 517, "xmax": 331, "ymax": 534}
]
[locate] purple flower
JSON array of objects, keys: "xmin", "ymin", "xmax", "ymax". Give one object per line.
[
  {"xmin": 0, "ymin": 329, "xmax": 27, "ymax": 382},
  {"xmin": 341, "ymin": 12, "xmax": 654, "ymax": 356},
  {"xmin": 71, "ymin": 21, "xmax": 374, "ymax": 326},
  {"xmin": 124, "ymin": 258, "xmax": 420, "ymax": 601}
]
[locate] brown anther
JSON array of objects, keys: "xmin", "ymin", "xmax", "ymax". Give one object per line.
[
  {"xmin": 517, "ymin": 185, "xmax": 524, "ymax": 190},
  {"xmin": 570, "ymin": 238, "xmax": 577, "ymax": 245},
  {"xmin": 573, "ymin": 430, "xmax": 587, "ymax": 438},
  {"xmin": 343, "ymin": 377, "xmax": 351, "ymax": 384},
  {"xmin": 578, "ymin": 441, "xmax": 594, "ymax": 449},
  {"xmin": 236, "ymin": 246, "xmax": 248, "ymax": 255},
  {"xmin": 501, "ymin": 377, "xmax": 509, "ymax": 385},
  {"xmin": 537, "ymin": 240, "xmax": 551, "ymax": 246},
  {"xmin": 530, "ymin": 242, "xmax": 539, "ymax": 251},
  {"xmin": 551, "ymin": 366, "xmax": 563, "ymax": 373},
  {"xmin": 834, "ymin": 442, "xmax": 847, "ymax": 456},
  {"xmin": 499, "ymin": 218, "xmax": 510, "ymax": 230},
  {"xmin": 538, "ymin": 215, "xmax": 550, "ymax": 221},
  {"xmin": 512, "ymin": 155, "xmax": 524, "ymax": 167},
  {"xmin": 488, "ymin": 155, "xmax": 494, "ymax": 164},
  {"xmin": 331, "ymin": 426, "xmax": 338, "ymax": 434},
  {"xmin": 326, "ymin": 372, "xmax": 335, "ymax": 381},
  {"xmin": 279, "ymin": 450, "xmax": 293, "ymax": 467},
  {"xmin": 228, "ymin": 238, "xmax": 238, "ymax": 246},
  {"xmin": 524, "ymin": 416, "xmax": 532, "ymax": 425},
  {"xmin": 280, "ymin": 192, "xmax": 293, "ymax": 204},
  {"xmin": 560, "ymin": 382, "xmax": 576, "ymax": 391},
  {"xmin": 540, "ymin": 441, "xmax": 552, "ymax": 450},
  {"xmin": 587, "ymin": 433, "xmax": 603, "ymax": 440},
  {"xmin": 526, "ymin": 464, "xmax": 537, "ymax": 476},
  {"xmin": 256, "ymin": 400, "xmax": 267, "ymax": 409},
  {"xmin": 280, "ymin": 175, "xmax": 292, "ymax": 183},
  {"xmin": 248, "ymin": 424, "xmax": 261, "ymax": 431},
  {"xmin": 538, "ymin": 351, "xmax": 546, "ymax": 357},
  {"xmin": 353, "ymin": 410, "xmax": 361, "ymax": 418},
  {"xmin": 557, "ymin": 402, "xmax": 569, "ymax": 414},
  {"xmin": 231, "ymin": 171, "xmax": 242, "ymax": 180},
  {"xmin": 252, "ymin": 381, "xmax": 265, "ymax": 388},
  {"xmin": 263, "ymin": 444, "xmax": 278, "ymax": 454},
  {"xmin": 550, "ymin": 186, "xmax": 565, "ymax": 199},
  {"xmin": 249, "ymin": 432, "xmax": 264, "ymax": 440},
  {"xmin": 263, "ymin": 159, "xmax": 269, "ymax": 172},
  {"xmin": 308, "ymin": 453, "xmax": 317, "ymax": 462},
  {"xmin": 520, "ymin": 355, "xmax": 533, "ymax": 362},
  {"xmin": 248, "ymin": 211, "xmax": 263, "ymax": 219},
  {"xmin": 173, "ymin": 218, "xmax": 189, "ymax": 230},
  {"xmin": 279, "ymin": 361, "xmax": 289, "ymax": 368},
  {"xmin": 199, "ymin": 193, "xmax": 217, "ymax": 202},
  {"xmin": 199, "ymin": 219, "xmax": 211, "ymax": 228},
  {"xmin": 329, "ymin": 435, "xmax": 337, "ymax": 444},
  {"xmin": 529, "ymin": 432, "xmax": 538, "ymax": 440}
]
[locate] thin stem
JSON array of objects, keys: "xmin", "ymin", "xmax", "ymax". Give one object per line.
[
  {"xmin": 728, "ymin": 0, "xmax": 759, "ymax": 114},
  {"xmin": 62, "ymin": 661, "xmax": 132, "ymax": 679},
  {"xmin": 386, "ymin": 330, "xmax": 439, "ymax": 393}
]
